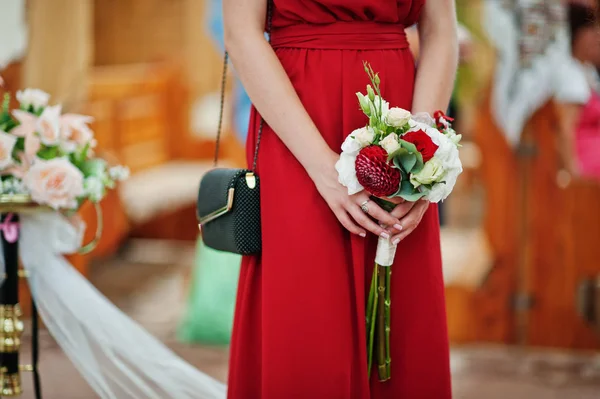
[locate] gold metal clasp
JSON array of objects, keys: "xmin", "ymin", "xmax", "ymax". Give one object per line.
[
  {"xmin": 245, "ymin": 172, "xmax": 256, "ymax": 189},
  {"xmin": 198, "ymin": 188, "xmax": 235, "ymax": 227}
]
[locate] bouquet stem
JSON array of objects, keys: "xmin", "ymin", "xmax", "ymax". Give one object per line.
[
  {"xmin": 366, "ymin": 263, "xmax": 392, "ymax": 382},
  {"xmin": 366, "ymin": 265, "xmax": 378, "ymax": 374}
]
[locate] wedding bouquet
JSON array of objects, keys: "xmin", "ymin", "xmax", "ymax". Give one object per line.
[
  {"xmin": 336, "ymin": 62, "xmax": 462, "ymax": 381},
  {"xmin": 0, "ymin": 88, "xmax": 129, "ymax": 211}
]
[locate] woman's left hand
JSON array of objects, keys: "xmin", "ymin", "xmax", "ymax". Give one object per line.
[{"xmin": 387, "ymin": 200, "xmax": 430, "ymax": 245}]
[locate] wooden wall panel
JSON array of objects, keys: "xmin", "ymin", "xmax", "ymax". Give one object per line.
[
  {"xmin": 93, "ymin": 0, "xmax": 222, "ymax": 97},
  {"xmin": 93, "ymin": 0, "xmax": 225, "ymax": 160}
]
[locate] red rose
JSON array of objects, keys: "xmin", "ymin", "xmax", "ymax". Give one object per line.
[
  {"xmin": 433, "ymin": 110, "xmax": 454, "ymax": 130},
  {"xmin": 402, "ymin": 130, "xmax": 438, "ymax": 162},
  {"xmin": 355, "ymin": 146, "xmax": 401, "ymax": 197}
]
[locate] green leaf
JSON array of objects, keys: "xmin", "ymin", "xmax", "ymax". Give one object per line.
[
  {"xmin": 398, "ymin": 138, "xmax": 425, "ymax": 172},
  {"xmin": 72, "ymin": 143, "xmax": 91, "ymax": 167},
  {"xmin": 37, "ymin": 146, "xmax": 59, "ymax": 160},
  {"xmin": 398, "ymin": 152, "xmax": 417, "ymax": 173},
  {"xmin": 399, "ymin": 138, "xmax": 418, "ymax": 154},
  {"xmin": 14, "ymin": 137, "xmax": 25, "ymax": 152},
  {"xmin": 80, "ymin": 158, "xmax": 107, "ymax": 178},
  {"xmin": 387, "ymin": 146, "xmax": 408, "ymax": 162},
  {"xmin": 393, "ymin": 180, "xmax": 425, "ymax": 201}
]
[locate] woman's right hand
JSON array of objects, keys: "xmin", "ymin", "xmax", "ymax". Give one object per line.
[{"xmin": 311, "ymin": 153, "xmax": 404, "ymax": 238}]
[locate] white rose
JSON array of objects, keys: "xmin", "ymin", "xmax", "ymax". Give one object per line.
[
  {"xmin": 434, "ymin": 133, "xmax": 461, "ymax": 168},
  {"xmin": 84, "ymin": 176, "xmax": 105, "ymax": 202},
  {"xmin": 36, "ymin": 105, "xmax": 62, "ymax": 146},
  {"xmin": 379, "ymin": 133, "xmax": 401, "ymax": 154},
  {"xmin": 410, "ymin": 157, "xmax": 446, "ymax": 187},
  {"xmin": 16, "ymin": 89, "xmax": 50, "ymax": 110},
  {"xmin": 385, "ymin": 107, "xmax": 411, "ymax": 127},
  {"xmin": 0, "ymin": 131, "xmax": 17, "ymax": 169},
  {"xmin": 425, "ymin": 167, "xmax": 461, "ymax": 203},
  {"xmin": 335, "ymin": 153, "xmax": 363, "ymax": 195},
  {"xmin": 341, "ymin": 133, "xmax": 362, "ymax": 155},
  {"xmin": 108, "ymin": 165, "xmax": 130, "ymax": 181},
  {"xmin": 352, "ymin": 127, "xmax": 375, "ymax": 147},
  {"xmin": 445, "ymin": 128, "xmax": 462, "ymax": 146}
]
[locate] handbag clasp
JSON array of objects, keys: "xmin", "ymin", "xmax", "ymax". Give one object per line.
[{"xmin": 198, "ymin": 188, "xmax": 235, "ymax": 229}]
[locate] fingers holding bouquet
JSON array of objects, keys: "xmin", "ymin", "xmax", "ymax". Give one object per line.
[{"xmin": 334, "ymin": 62, "xmax": 464, "ymax": 254}]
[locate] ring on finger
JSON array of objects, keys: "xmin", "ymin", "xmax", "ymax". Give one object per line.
[{"xmin": 360, "ymin": 200, "xmax": 370, "ymax": 214}]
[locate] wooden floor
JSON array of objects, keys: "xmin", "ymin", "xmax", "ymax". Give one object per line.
[{"xmin": 12, "ymin": 240, "xmax": 600, "ymax": 399}]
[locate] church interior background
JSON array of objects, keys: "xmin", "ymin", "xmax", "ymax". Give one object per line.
[{"xmin": 1, "ymin": 0, "xmax": 600, "ymax": 397}]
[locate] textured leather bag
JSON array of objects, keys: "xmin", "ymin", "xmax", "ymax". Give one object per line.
[{"xmin": 196, "ymin": 3, "xmax": 272, "ymax": 255}]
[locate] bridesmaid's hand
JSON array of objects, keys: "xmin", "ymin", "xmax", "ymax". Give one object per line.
[
  {"xmin": 312, "ymin": 154, "xmax": 403, "ymax": 238},
  {"xmin": 387, "ymin": 200, "xmax": 430, "ymax": 245}
]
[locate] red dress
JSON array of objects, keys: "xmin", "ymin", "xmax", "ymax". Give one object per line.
[{"xmin": 228, "ymin": 1, "xmax": 452, "ymax": 397}]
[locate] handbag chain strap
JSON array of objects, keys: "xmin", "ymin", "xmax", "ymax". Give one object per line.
[{"xmin": 214, "ymin": 1, "xmax": 273, "ymax": 172}]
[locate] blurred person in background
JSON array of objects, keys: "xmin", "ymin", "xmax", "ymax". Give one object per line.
[{"xmin": 557, "ymin": 0, "xmax": 600, "ymax": 180}]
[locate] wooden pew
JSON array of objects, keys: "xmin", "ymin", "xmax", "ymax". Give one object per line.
[{"xmin": 446, "ymin": 86, "xmax": 600, "ymax": 350}]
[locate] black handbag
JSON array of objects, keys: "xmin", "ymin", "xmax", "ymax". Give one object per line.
[{"xmin": 196, "ymin": 3, "xmax": 272, "ymax": 255}]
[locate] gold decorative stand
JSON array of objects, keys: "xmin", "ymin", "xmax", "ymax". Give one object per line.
[{"xmin": 0, "ymin": 195, "xmax": 45, "ymax": 398}]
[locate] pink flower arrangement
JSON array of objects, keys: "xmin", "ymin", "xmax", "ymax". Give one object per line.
[{"xmin": 0, "ymin": 87, "xmax": 128, "ymax": 210}]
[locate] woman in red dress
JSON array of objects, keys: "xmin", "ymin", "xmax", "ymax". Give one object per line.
[{"xmin": 223, "ymin": 0, "xmax": 458, "ymax": 397}]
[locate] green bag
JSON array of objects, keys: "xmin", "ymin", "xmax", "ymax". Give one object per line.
[{"xmin": 177, "ymin": 236, "xmax": 241, "ymax": 345}]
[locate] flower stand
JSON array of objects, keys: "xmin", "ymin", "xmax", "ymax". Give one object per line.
[{"xmin": 0, "ymin": 196, "xmax": 44, "ymax": 398}]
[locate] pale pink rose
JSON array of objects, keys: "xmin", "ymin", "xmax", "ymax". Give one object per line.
[
  {"xmin": 36, "ymin": 105, "xmax": 62, "ymax": 146},
  {"xmin": 0, "ymin": 76, "xmax": 4, "ymax": 87},
  {"xmin": 11, "ymin": 110, "xmax": 37, "ymax": 137},
  {"xmin": 23, "ymin": 158, "xmax": 84, "ymax": 209},
  {"xmin": 60, "ymin": 113, "xmax": 95, "ymax": 148},
  {"xmin": 11, "ymin": 110, "xmax": 41, "ymax": 160},
  {"xmin": 1, "ymin": 154, "xmax": 32, "ymax": 179},
  {"xmin": 0, "ymin": 131, "xmax": 17, "ymax": 170}
]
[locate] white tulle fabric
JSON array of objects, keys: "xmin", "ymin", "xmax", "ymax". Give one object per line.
[
  {"xmin": 484, "ymin": 1, "xmax": 590, "ymax": 146},
  {"xmin": 0, "ymin": 212, "xmax": 226, "ymax": 399}
]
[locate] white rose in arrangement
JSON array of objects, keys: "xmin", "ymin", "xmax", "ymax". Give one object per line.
[
  {"xmin": 424, "ymin": 167, "xmax": 461, "ymax": 203},
  {"xmin": 335, "ymin": 153, "xmax": 363, "ymax": 195},
  {"xmin": 108, "ymin": 165, "xmax": 130, "ymax": 181},
  {"xmin": 445, "ymin": 128, "xmax": 462, "ymax": 146},
  {"xmin": 379, "ymin": 133, "xmax": 401, "ymax": 154},
  {"xmin": 23, "ymin": 158, "xmax": 84, "ymax": 209},
  {"xmin": 352, "ymin": 127, "xmax": 375, "ymax": 148},
  {"xmin": 16, "ymin": 88, "xmax": 50, "ymax": 110},
  {"xmin": 385, "ymin": 107, "xmax": 411, "ymax": 127},
  {"xmin": 341, "ymin": 132, "xmax": 362, "ymax": 156},
  {"xmin": 410, "ymin": 157, "xmax": 446, "ymax": 187},
  {"xmin": 84, "ymin": 176, "xmax": 105, "ymax": 202},
  {"xmin": 0, "ymin": 131, "xmax": 18, "ymax": 169},
  {"xmin": 36, "ymin": 105, "xmax": 62, "ymax": 146}
]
